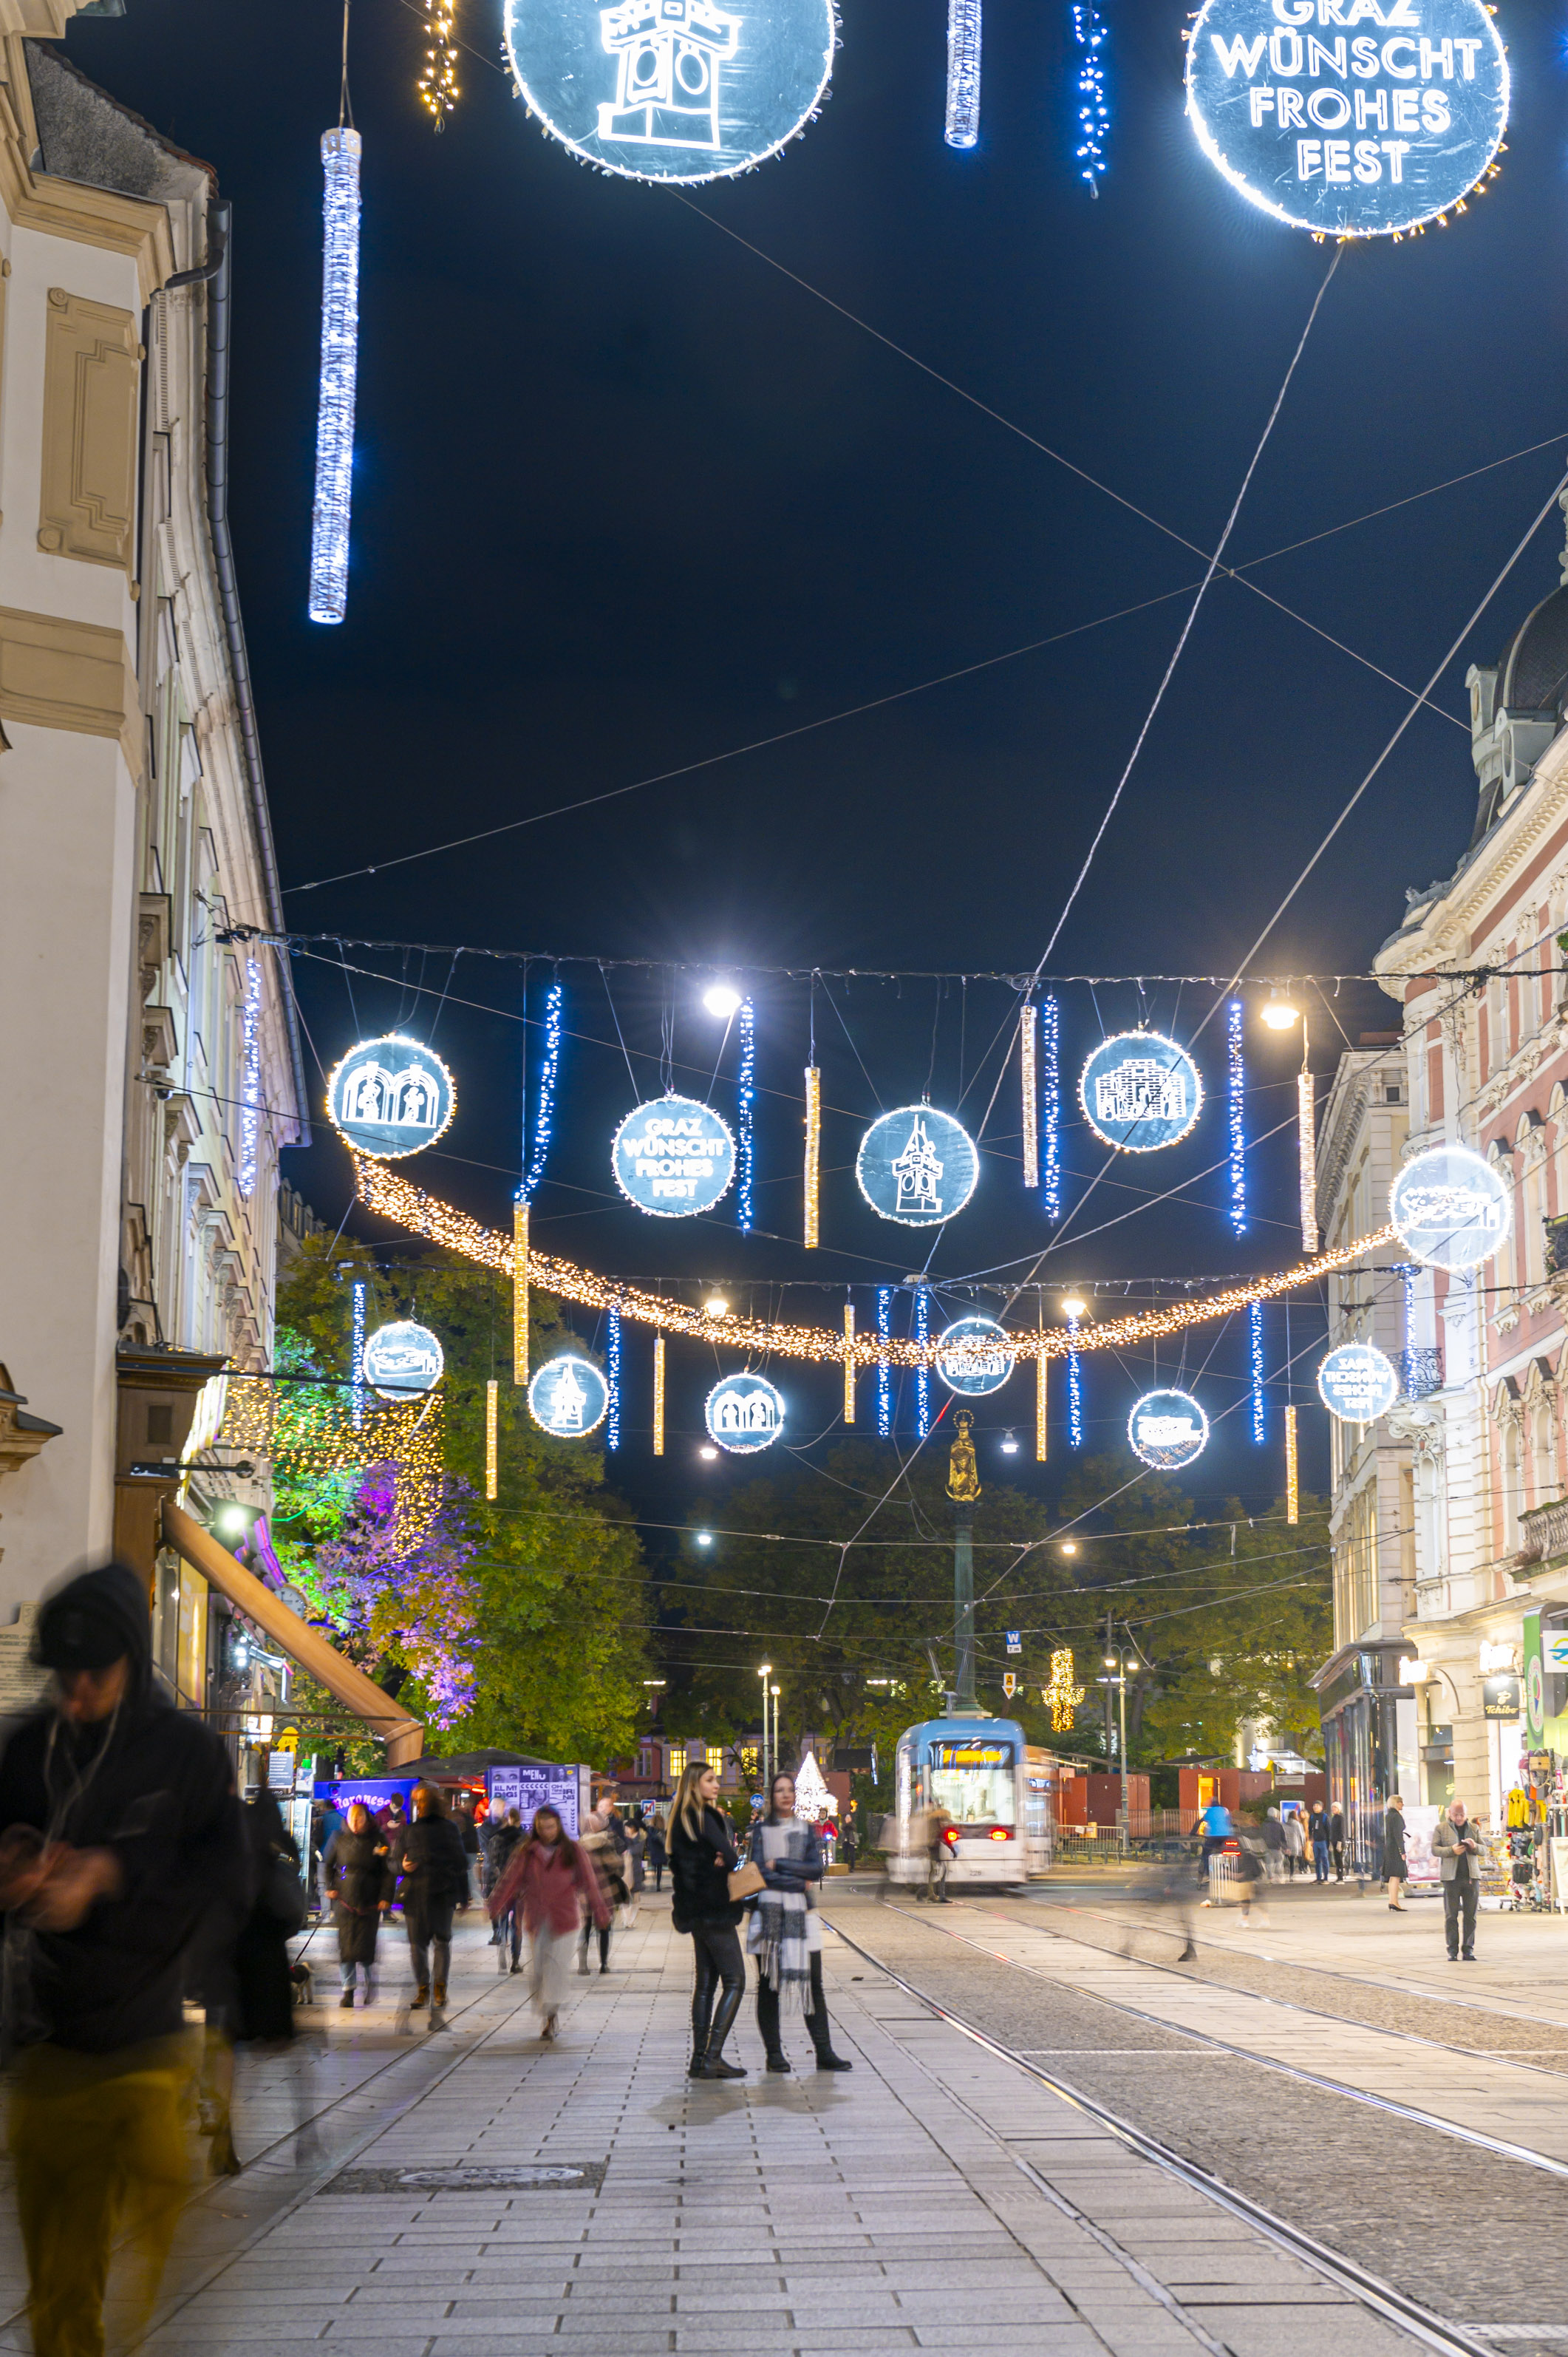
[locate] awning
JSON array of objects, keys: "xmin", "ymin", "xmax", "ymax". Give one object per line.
[{"xmin": 162, "ymin": 1499, "xmax": 423, "ymax": 1766}]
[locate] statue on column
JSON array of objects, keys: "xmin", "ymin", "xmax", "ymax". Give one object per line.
[{"xmin": 947, "ymin": 1408, "xmax": 981, "ymax": 1504}]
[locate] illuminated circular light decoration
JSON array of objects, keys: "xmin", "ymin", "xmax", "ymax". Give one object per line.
[
  {"xmin": 935, "ymin": 1314, "xmax": 1016, "ymax": 1397},
  {"xmin": 528, "ymin": 1352, "xmax": 610, "ymax": 1439},
  {"xmin": 1080, "ymin": 1032, "xmax": 1201, "ymax": 1154},
  {"xmin": 1390, "ymin": 1143, "xmax": 1510, "ymax": 1272},
  {"xmin": 1128, "ymin": 1387, "xmax": 1208, "ymax": 1471},
  {"xmin": 1184, "ymin": 0, "xmax": 1507, "ymax": 240},
  {"xmin": 1318, "ymin": 1341, "xmax": 1400, "ymax": 1422},
  {"xmin": 613, "ymin": 1094, "xmax": 736, "ymax": 1218},
  {"xmin": 856, "ymin": 1106, "xmax": 979, "ymax": 1227},
  {"xmin": 502, "ymin": 0, "xmax": 834, "ymax": 186},
  {"xmin": 327, "ymin": 1035, "xmax": 455, "ymax": 1160},
  {"xmin": 706, "ymin": 1370, "xmax": 785, "ymax": 1453},
  {"xmin": 361, "ymin": 1320, "xmax": 445, "ymax": 1400}
]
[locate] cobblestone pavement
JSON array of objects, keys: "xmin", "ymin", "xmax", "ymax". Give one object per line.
[
  {"xmin": 0, "ymin": 1897, "xmax": 1436, "ymax": 2357},
  {"xmin": 821, "ymin": 1887, "xmax": 1565, "ymax": 2356}
]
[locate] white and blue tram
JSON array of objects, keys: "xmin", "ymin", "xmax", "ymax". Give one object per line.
[{"xmin": 888, "ymin": 1717, "xmax": 1057, "ymax": 1888}]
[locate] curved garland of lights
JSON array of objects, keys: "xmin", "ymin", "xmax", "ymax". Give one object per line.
[{"xmin": 353, "ymin": 1154, "xmax": 1394, "ymax": 1367}]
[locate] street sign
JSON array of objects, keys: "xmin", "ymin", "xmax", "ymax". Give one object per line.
[{"xmin": 1006, "ymin": 1630, "xmax": 1021, "ymax": 1655}]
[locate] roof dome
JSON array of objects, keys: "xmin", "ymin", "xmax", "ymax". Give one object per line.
[{"xmin": 1497, "ymin": 585, "xmax": 1568, "ymax": 716}]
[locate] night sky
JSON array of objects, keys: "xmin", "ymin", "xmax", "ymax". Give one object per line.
[{"xmin": 66, "ymin": 0, "xmax": 1568, "ymax": 1526}]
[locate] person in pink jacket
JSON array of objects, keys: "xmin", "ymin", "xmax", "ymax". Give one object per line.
[{"xmin": 488, "ymin": 1806, "xmax": 607, "ymax": 2041}]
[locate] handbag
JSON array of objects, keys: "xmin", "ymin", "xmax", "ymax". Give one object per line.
[
  {"xmin": 262, "ymin": 1848, "xmax": 308, "ymax": 1931},
  {"xmin": 728, "ymin": 1861, "xmax": 766, "ymax": 1901}
]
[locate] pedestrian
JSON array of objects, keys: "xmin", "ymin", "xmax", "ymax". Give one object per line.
[
  {"xmin": 1329, "ymin": 1802, "xmax": 1346, "ymax": 1882},
  {"xmin": 1283, "ymin": 1809, "xmax": 1305, "ymax": 1879},
  {"xmin": 379, "ymin": 1791, "xmax": 408, "ymax": 1845},
  {"xmin": 647, "ymin": 1811, "xmax": 667, "ymax": 1891},
  {"xmin": 1307, "ymin": 1799, "xmax": 1331, "ymax": 1884},
  {"xmin": 1261, "ymin": 1807, "xmax": 1285, "ymax": 1882},
  {"xmin": 488, "ymin": 1806, "xmax": 526, "ymax": 1970},
  {"xmin": 490, "ymin": 1803, "xmax": 606, "ymax": 2039},
  {"xmin": 234, "ymin": 1787, "xmax": 303, "ymax": 2041},
  {"xmin": 747, "ymin": 1772, "xmax": 852, "ymax": 2072},
  {"xmin": 1196, "ymin": 1796, "xmax": 1233, "ymax": 1885},
  {"xmin": 926, "ymin": 1804, "xmax": 954, "ymax": 1903},
  {"xmin": 576, "ymin": 1808, "xmax": 629, "ymax": 1975},
  {"xmin": 1235, "ymin": 1829, "xmax": 1269, "ymax": 1928},
  {"xmin": 398, "ymin": 1782, "xmax": 471, "ymax": 2011},
  {"xmin": 454, "ymin": 1795, "xmax": 481, "ymax": 1902},
  {"xmin": 1436, "ymin": 1798, "xmax": 1482, "ymax": 1960},
  {"xmin": 626, "ymin": 1814, "xmax": 647, "ymax": 1896},
  {"xmin": 326, "ymin": 1802, "xmax": 394, "ymax": 2005},
  {"xmin": 669, "ymin": 1761, "xmax": 748, "ymax": 2078},
  {"xmin": 0, "ymin": 1560, "xmax": 246, "ymax": 2357},
  {"xmin": 1383, "ymin": 1793, "xmax": 1409, "ymax": 1911}
]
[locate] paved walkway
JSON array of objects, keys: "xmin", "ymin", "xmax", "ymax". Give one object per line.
[{"xmin": 0, "ymin": 1893, "xmax": 1423, "ymax": 2357}]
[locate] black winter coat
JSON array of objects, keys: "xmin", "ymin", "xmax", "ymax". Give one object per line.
[
  {"xmin": 399, "ymin": 1816, "xmax": 470, "ymax": 1936},
  {"xmin": 326, "ymin": 1827, "xmax": 395, "ymax": 1964},
  {"xmin": 670, "ymin": 1806, "xmax": 741, "ymax": 1931},
  {"xmin": 1382, "ymin": 1806, "xmax": 1408, "ymax": 1880}
]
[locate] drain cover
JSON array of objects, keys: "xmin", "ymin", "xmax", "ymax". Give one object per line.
[{"xmin": 323, "ymin": 2161, "xmax": 605, "ymax": 2195}]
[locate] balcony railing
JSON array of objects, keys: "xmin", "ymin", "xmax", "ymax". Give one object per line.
[{"xmin": 1520, "ymin": 1497, "xmax": 1568, "ymax": 1565}]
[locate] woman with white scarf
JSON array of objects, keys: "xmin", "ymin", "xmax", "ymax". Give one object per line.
[{"xmin": 746, "ymin": 1772, "xmax": 851, "ymax": 2074}]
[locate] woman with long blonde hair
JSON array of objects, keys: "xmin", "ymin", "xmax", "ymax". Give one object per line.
[{"xmin": 669, "ymin": 1762, "xmax": 746, "ymax": 2078}]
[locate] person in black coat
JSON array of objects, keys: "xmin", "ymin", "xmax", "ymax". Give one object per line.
[
  {"xmin": 326, "ymin": 1803, "xmax": 394, "ymax": 2004},
  {"xmin": 488, "ymin": 1808, "xmax": 526, "ymax": 1969},
  {"xmin": 669, "ymin": 1763, "xmax": 746, "ymax": 2078},
  {"xmin": 399, "ymin": 1783, "xmax": 470, "ymax": 2010},
  {"xmin": 647, "ymin": 1813, "xmax": 668, "ymax": 1891},
  {"xmin": 1383, "ymin": 1794, "xmax": 1409, "ymax": 1911},
  {"xmin": 233, "ymin": 1789, "xmax": 301, "ymax": 2043}
]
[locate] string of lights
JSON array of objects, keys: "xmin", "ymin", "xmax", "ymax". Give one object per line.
[
  {"xmin": 607, "ymin": 1308, "xmax": 622, "ymax": 1450},
  {"xmin": 237, "ymin": 959, "xmax": 262, "ymax": 1199},
  {"xmin": 1020, "ymin": 1004, "xmax": 1039, "ymax": 1190},
  {"xmin": 843, "ymin": 1302, "xmax": 856, "ymax": 1426},
  {"xmin": 512, "ymin": 1201, "xmax": 528, "ymax": 1385},
  {"xmin": 1227, "ymin": 999, "xmax": 1245, "ymax": 1237},
  {"xmin": 351, "ymin": 1279, "xmax": 366, "ymax": 1432},
  {"xmin": 1285, "ymin": 1402, "xmax": 1299, "ymax": 1524},
  {"xmin": 1068, "ymin": 1307, "xmax": 1083, "ymax": 1446},
  {"xmin": 877, "ymin": 1287, "xmax": 892, "ymax": 1436},
  {"xmin": 1035, "ymin": 1351, "xmax": 1047, "ymax": 1462},
  {"xmin": 1041, "ymin": 996, "xmax": 1062, "ymax": 1221},
  {"xmin": 307, "ymin": 125, "xmax": 361, "ymax": 626},
  {"xmin": 415, "ymin": 0, "xmax": 460, "ymax": 124},
  {"xmin": 945, "ymin": 0, "xmax": 981, "ymax": 147},
  {"xmin": 1072, "ymin": 0, "xmax": 1108, "ymax": 191},
  {"xmin": 1298, "ymin": 1064, "xmax": 1319, "ymax": 1251},
  {"xmin": 1400, "ymin": 1261, "xmax": 1417, "ymax": 1392},
  {"xmin": 803, "ymin": 1063, "xmax": 821, "ymax": 1248},
  {"xmin": 485, "ymin": 1377, "xmax": 498, "ymax": 1500},
  {"xmin": 652, "ymin": 1334, "xmax": 666, "ymax": 1455},
  {"xmin": 219, "ymin": 1376, "xmax": 444, "ymax": 1545},
  {"xmin": 352, "ymin": 1154, "xmax": 1389, "ymax": 1364},
  {"xmin": 915, "ymin": 1287, "xmax": 930, "ymax": 1437},
  {"xmin": 522, "ymin": 977, "xmax": 562, "ymax": 1202},
  {"xmin": 737, "ymin": 997, "xmax": 755, "ymax": 1234},
  {"xmin": 1249, "ymin": 1299, "xmax": 1265, "ymax": 1443}
]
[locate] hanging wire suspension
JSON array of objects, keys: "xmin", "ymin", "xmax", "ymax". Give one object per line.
[
  {"xmin": 1227, "ymin": 999, "xmax": 1246, "ymax": 1237},
  {"xmin": 945, "ymin": 0, "xmax": 981, "ymax": 148},
  {"xmin": 308, "ymin": 1, "xmax": 361, "ymax": 625}
]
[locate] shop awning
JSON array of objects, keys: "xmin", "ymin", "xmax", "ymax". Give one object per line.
[{"xmin": 162, "ymin": 1499, "xmax": 423, "ymax": 1766}]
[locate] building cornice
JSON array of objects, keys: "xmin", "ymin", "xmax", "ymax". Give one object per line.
[
  {"xmin": 1376, "ymin": 727, "xmax": 1568, "ymax": 984},
  {"xmin": 0, "ymin": 36, "xmax": 178, "ymax": 302}
]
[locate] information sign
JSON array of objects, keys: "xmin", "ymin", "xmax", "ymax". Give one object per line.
[{"xmin": 490, "ymin": 1764, "xmax": 580, "ymax": 1838}]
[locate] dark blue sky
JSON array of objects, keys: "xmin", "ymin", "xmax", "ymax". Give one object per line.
[{"xmin": 69, "ymin": 0, "xmax": 1568, "ymax": 1515}]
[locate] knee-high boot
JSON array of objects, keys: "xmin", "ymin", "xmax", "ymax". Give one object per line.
[
  {"xmin": 689, "ymin": 1964, "xmax": 716, "ymax": 2078},
  {"xmin": 805, "ymin": 1956, "xmax": 851, "ymax": 2071},
  {"xmin": 697, "ymin": 1980, "xmax": 747, "ymax": 2078},
  {"xmin": 756, "ymin": 1981, "xmax": 790, "ymax": 2070}
]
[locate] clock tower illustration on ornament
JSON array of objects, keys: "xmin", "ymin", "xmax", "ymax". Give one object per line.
[
  {"xmin": 890, "ymin": 1112, "xmax": 944, "ymax": 1220},
  {"xmin": 598, "ymin": 0, "xmax": 740, "ymax": 150}
]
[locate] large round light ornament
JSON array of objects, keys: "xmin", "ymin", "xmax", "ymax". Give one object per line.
[
  {"xmin": 361, "ymin": 1320, "xmax": 445, "ymax": 1400},
  {"xmin": 613, "ymin": 1094, "xmax": 736, "ymax": 1217},
  {"xmin": 706, "ymin": 1370, "xmax": 785, "ymax": 1453},
  {"xmin": 856, "ymin": 1106, "xmax": 979, "ymax": 1228},
  {"xmin": 502, "ymin": 0, "xmax": 834, "ymax": 185},
  {"xmin": 1184, "ymin": 0, "xmax": 1507, "ymax": 240},
  {"xmin": 1128, "ymin": 1387, "xmax": 1208, "ymax": 1471},
  {"xmin": 529, "ymin": 1352, "xmax": 610, "ymax": 1438},
  {"xmin": 1318, "ymin": 1341, "xmax": 1400, "ymax": 1423},
  {"xmin": 327, "ymin": 1035, "xmax": 455, "ymax": 1160},
  {"xmin": 1080, "ymin": 1032, "xmax": 1201, "ymax": 1154},
  {"xmin": 935, "ymin": 1315, "xmax": 1016, "ymax": 1397},
  {"xmin": 1391, "ymin": 1143, "xmax": 1510, "ymax": 1271}
]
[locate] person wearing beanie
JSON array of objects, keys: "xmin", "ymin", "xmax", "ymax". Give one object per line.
[{"xmin": 0, "ymin": 1559, "xmax": 245, "ymax": 2357}]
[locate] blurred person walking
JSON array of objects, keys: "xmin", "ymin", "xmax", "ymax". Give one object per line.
[
  {"xmin": 747, "ymin": 1773, "xmax": 851, "ymax": 2072},
  {"xmin": 1329, "ymin": 1802, "xmax": 1346, "ymax": 1882},
  {"xmin": 1436, "ymin": 1799, "xmax": 1482, "ymax": 1959},
  {"xmin": 488, "ymin": 1806, "xmax": 526, "ymax": 1972},
  {"xmin": 576, "ymin": 1808, "xmax": 628, "ymax": 1975},
  {"xmin": 0, "ymin": 1560, "xmax": 245, "ymax": 2357},
  {"xmin": 647, "ymin": 1812, "xmax": 667, "ymax": 1891},
  {"xmin": 670, "ymin": 1763, "xmax": 748, "ymax": 2078},
  {"xmin": 489, "ymin": 1804, "xmax": 605, "ymax": 2039},
  {"xmin": 1261, "ymin": 1807, "xmax": 1285, "ymax": 1882},
  {"xmin": 399, "ymin": 1783, "xmax": 470, "ymax": 2010},
  {"xmin": 924, "ymin": 1804, "xmax": 954, "ymax": 1904},
  {"xmin": 454, "ymin": 1797, "xmax": 481, "ymax": 1903},
  {"xmin": 1383, "ymin": 1795, "xmax": 1409, "ymax": 1911},
  {"xmin": 234, "ymin": 1789, "xmax": 303, "ymax": 2042},
  {"xmin": 1307, "ymin": 1800, "xmax": 1331, "ymax": 1884},
  {"xmin": 1283, "ymin": 1809, "xmax": 1305, "ymax": 1879},
  {"xmin": 325, "ymin": 1803, "xmax": 393, "ymax": 2006}
]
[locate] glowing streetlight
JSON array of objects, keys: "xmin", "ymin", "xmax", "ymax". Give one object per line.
[
  {"xmin": 703, "ymin": 1293, "xmax": 729, "ymax": 1317},
  {"xmin": 1061, "ymin": 1293, "xmax": 1088, "ymax": 1321},
  {"xmin": 1000, "ymin": 1430, "xmax": 1019, "ymax": 1455},
  {"xmin": 698, "ymin": 1443, "xmax": 719, "ymax": 1461},
  {"xmin": 1261, "ymin": 988, "xmax": 1301, "ymax": 1030},
  {"xmin": 695, "ymin": 1530, "xmax": 713, "ymax": 1548},
  {"xmin": 1060, "ymin": 1540, "xmax": 1078, "ymax": 1557},
  {"xmin": 703, "ymin": 983, "xmax": 743, "ymax": 1019}
]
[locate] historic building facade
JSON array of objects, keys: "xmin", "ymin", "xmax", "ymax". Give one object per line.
[
  {"xmin": 0, "ymin": 17, "xmax": 304, "ymax": 1690},
  {"xmin": 1318, "ymin": 497, "xmax": 1568, "ymax": 1840}
]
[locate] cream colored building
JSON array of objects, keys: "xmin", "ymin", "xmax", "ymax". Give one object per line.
[{"xmin": 0, "ymin": 16, "xmax": 305, "ymax": 1693}]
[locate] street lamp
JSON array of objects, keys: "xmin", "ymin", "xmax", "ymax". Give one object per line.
[
  {"xmin": 1260, "ymin": 987, "xmax": 1301, "ymax": 1030},
  {"xmin": 703, "ymin": 983, "xmax": 742, "ymax": 1019},
  {"xmin": 1100, "ymin": 1645, "xmax": 1141, "ymax": 1826},
  {"xmin": 759, "ymin": 1664, "xmax": 772, "ymax": 1790},
  {"xmin": 703, "ymin": 1293, "xmax": 729, "ymax": 1317},
  {"xmin": 1061, "ymin": 1293, "xmax": 1088, "ymax": 1322}
]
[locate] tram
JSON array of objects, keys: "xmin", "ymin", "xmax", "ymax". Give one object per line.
[{"xmin": 887, "ymin": 1717, "xmax": 1058, "ymax": 1888}]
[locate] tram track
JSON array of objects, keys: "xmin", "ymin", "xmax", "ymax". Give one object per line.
[{"xmin": 825, "ymin": 1905, "xmax": 1495, "ymax": 2357}]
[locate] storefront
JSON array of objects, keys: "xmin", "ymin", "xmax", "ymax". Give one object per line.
[{"xmin": 1315, "ymin": 1642, "xmax": 1416, "ymax": 1873}]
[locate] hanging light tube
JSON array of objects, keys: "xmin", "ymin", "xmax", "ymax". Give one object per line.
[
  {"xmin": 1227, "ymin": 999, "xmax": 1246, "ymax": 1237},
  {"xmin": 945, "ymin": 0, "xmax": 981, "ymax": 146},
  {"xmin": 237, "ymin": 959, "xmax": 262, "ymax": 1199},
  {"xmin": 915, "ymin": 1288, "xmax": 930, "ymax": 1438},
  {"xmin": 1020, "ymin": 1004, "xmax": 1039, "ymax": 1190},
  {"xmin": 843, "ymin": 1302, "xmax": 855, "ymax": 1425},
  {"xmin": 1042, "ymin": 996, "xmax": 1061, "ymax": 1221},
  {"xmin": 652, "ymin": 1334, "xmax": 666, "ymax": 1456},
  {"xmin": 1298, "ymin": 1061, "xmax": 1319, "ymax": 1254},
  {"xmin": 877, "ymin": 1287, "xmax": 892, "ymax": 1438},
  {"xmin": 737, "ymin": 997, "xmax": 755, "ymax": 1234},
  {"xmin": 522, "ymin": 979, "xmax": 563, "ymax": 1202},
  {"xmin": 1284, "ymin": 1403, "xmax": 1299, "ymax": 1526},
  {"xmin": 607, "ymin": 1309, "xmax": 621, "ymax": 1450},
  {"xmin": 351, "ymin": 1278, "xmax": 366, "ymax": 1432},
  {"xmin": 307, "ymin": 126, "xmax": 362, "ymax": 625},
  {"xmin": 1072, "ymin": 0, "xmax": 1108, "ymax": 191},
  {"xmin": 1068, "ymin": 1309, "xmax": 1083, "ymax": 1447},
  {"xmin": 1249, "ymin": 1299, "xmax": 1265, "ymax": 1443},
  {"xmin": 485, "ymin": 1378, "xmax": 498, "ymax": 1500},
  {"xmin": 803, "ymin": 1064, "xmax": 821, "ymax": 1248},
  {"xmin": 1036, "ymin": 1351, "xmax": 1048, "ymax": 1462},
  {"xmin": 512, "ymin": 1199, "xmax": 529, "ymax": 1384}
]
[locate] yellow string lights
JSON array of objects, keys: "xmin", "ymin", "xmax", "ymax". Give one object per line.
[
  {"xmin": 1020, "ymin": 1005, "xmax": 1039, "ymax": 1191},
  {"xmin": 843, "ymin": 1303, "xmax": 855, "ymax": 1424},
  {"xmin": 1036, "ymin": 1353, "xmax": 1048, "ymax": 1462},
  {"xmin": 485, "ymin": 1377, "xmax": 498, "ymax": 1501},
  {"xmin": 803, "ymin": 1064, "xmax": 821, "ymax": 1248},
  {"xmin": 218, "ymin": 1375, "xmax": 445, "ymax": 1545},
  {"xmin": 1284, "ymin": 1402, "xmax": 1299, "ymax": 1526},
  {"xmin": 353, "ymin": 1153, "xmax": 1394, "ymax": 1368},
  {"xmin": 512, "ymin": 1199, "xmax": 528, "ymax": 1386},
  {"xmin": 652, "ymin": 1335, "xmax": 666, "ymax": 1455},
  {"xmin": 1046, "ymin": 1647, "xmax": 1085, "ymax": 1732},
  {"xmin": 416, "ymin": 0, "xmax": 460, "ymax": 126}
]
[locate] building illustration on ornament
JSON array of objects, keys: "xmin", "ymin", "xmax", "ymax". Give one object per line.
[
  {"xmin": 549, "ymin": 1360, "xmax": 589, "ymax": 1431},
  {"xmin": 712, "ymin": 1388, "xmax": 777, "ymax": 1440},
  {"xmin": 890, "ymin": 1115, "xmax": 944, "ymax": 1218},
  {"xmin": 339, "ymin": 1059, "xmax": 442, "ymax": 1132},
  {"xmin": 1094, "ymin": 1058, "xmax": 1188, "ymax": 1128},
  {"xmin": 598, "ymin": 0, "xmax": 740, "ymax": 149}
]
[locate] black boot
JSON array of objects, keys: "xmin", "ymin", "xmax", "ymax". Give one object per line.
[
  {"xmin": 697, "ymin": 1982, "xmax": 747, "ymax": 2078},
  {"xmin": 757, "ymin": 1984, "xmax": 791, "ymax": 2072},
  {"xmin": 689, "ymin": 1980, "xmax": 716, "ymax": 2078}
]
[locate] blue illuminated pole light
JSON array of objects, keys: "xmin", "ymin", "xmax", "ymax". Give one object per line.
[
  {"xmin": 522, "ymin": 979, "xmax": 563, "ymax": 1201},
  {"xmin": 915, "ymin": 1288, "xmax": 930, "ymax": 1438},
  {"xmin": 1071, "ymin": 1, "xmax": 1108, "ymax": 191},
  {"xmin": 1042, "ymin": 996, "xmax": 1061, "ymax": 1222},
  {"xmin": 1068, "ymin": 1314, "xmax": 1083, "ymax": 1447},
  {"xmin": 945, "ymin": 0, "xmax": 981, "ymax": 147},
  {"xmin": 737, "ymin": 996, "xmax": 755, "ymax": 1233},
  {"xmin": 307, "ymin": 126, "xmax": 362, "ymax": 625},
  {"xmin": 1250, "ymin": 1299, "xmax": 1265, "ymax": 1443},
  {"xmin": 351, "ymin": 1279, "xmax": 366, "ymax": 1432},
  {"xmin": 877, "ymin": 1288, "xmax": 892, "ymax": 1438},
  {"xmin": 1228, "ymin": 999, "xmax": 1246, "ymax": 1237},
  {"xmin": 607, "ymin": 1309, "xmax": 621, "ymax": 1450},
  {"xmin": 237, "ymin": 957, "xmax": 262, "ymax": 1200},
  {"xmin": 1401, "ymin": 1262, "xmax": 1417, "ymax": 1394}
]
